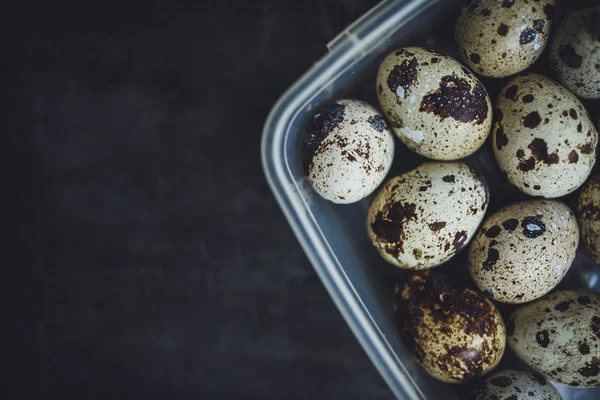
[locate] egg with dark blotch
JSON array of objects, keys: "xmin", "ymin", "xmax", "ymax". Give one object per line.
[
  {"xmin": 394, "ymin": 271, "xmax": 506, "ymax": 384},
  {"xmin": 468, "ymin": 200, "xmax": 578, "ymax": 304},
  {"xmin": 376, "ymin": 47, "xmax": 492, "ymax": 160},
  {"xmin": 456, "ymin": 0, "xmax": 555, "ymax": 78},
  {"xmin": 578, "ymin": 174, "xmax": 600, "ymax": 265},
  {"xmin": 508, "ymin": 290, "xmax": 600, "ymax": 387},
  {"xmin": 493, "ymin": 73, "xmax": 598, "ymax": 198},
  {"xmin": 301, "ymin": 99, "xmax": 395, "ymax": 204},
  {"xmin": 468, "ymin": 369, "xmax": 561, "ymax": 400},
  {"xmin": 367, "ymin": 162, "xmax": 488, "ymax": 270},
  {"xmin": 549, "ymin": 6, "xmax": 600, "ymax": 99}
]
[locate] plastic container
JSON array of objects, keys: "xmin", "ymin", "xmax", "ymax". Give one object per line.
[{"xmin": 261, "ymin": 0, "xmax": 600, "ymax": 398}]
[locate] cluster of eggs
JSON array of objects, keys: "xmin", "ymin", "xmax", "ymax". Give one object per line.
[{"xmin": 300, "ymin": 0, "xmax": 600, "ymax": 394}]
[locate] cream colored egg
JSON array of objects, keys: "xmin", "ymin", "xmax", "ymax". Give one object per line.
[
  {"xmin": 493, "ymin": 73, "xmax": 598, "ymax": 198},
  {"xmin": 469, "ymin": 369, "xmax": 561, "ymax": 400},
  {"xmin": 394, "ymin": 271, "xmax": 506, "ymax": 384},
  {"xmin": 508, "ymin": 290, "xmax": 600, "ymax": 387},
  {"xmin": 301, "ymin": 99, "xmax": 395, "ymax": 204},
  {"xmin": 469, "ymin": 200, "xmax": 578, "ymax": 304},
  {"xmin": 578, "ymin": 174, "xmax": 600, "ymax": 264},
  {"xmin": 376, "ymin": 47, "xmax": 492, "ymax": 160},
  {"xmin": 456, "ymin": 0, "xmax": 555, "ymax": 78},
  {"xmin": 367, "ymin": 162, "xmax": 488, "ymax": 269},
  {"xmin": 549, "ymin": 6, "xmax": 600, "ymax": 99}
]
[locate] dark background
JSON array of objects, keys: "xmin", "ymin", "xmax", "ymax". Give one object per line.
[{"xmin": 8, "ymin": 0, "xmax": 394, "ymax": 398}]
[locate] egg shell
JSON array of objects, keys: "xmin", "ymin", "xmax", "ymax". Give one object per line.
[
  {"xmin": 456, "ymin": 0, "xmax": 555, "ymax": 78},
  {"xmin": 578, "ymin": 174, "xmax": 600, "ymax": 264},
  {"xmin": 367, "ymin": 162, "xmax": 488, "ymax": 269},
  {"xmin": 301, "ymin": 99, "xmax": 395, "ymax": 204},
  {"xmin": 493, "ymin": 73, "xmax": 598, "ymax": 198},
  {"xmin": 468, "ymin": 200, "xmax": 578, "ymax": 304},
  {"xmin": 549, "ymin": 6, "xmax": 600, "ymax": 99},
  {"xmin": 508, "ymin": 290, "xmax": 600, "ymax": 387},
  {"xmin": 376, "ymin": 47, "xmax": 492, "ymax": 160},
  {"xmin": 468, "ymin": 369, "xmax": 561, "ymax": 400},
  {"xmin": 394, "ymin": 271, "xmax": 506, "ymax": 384}
]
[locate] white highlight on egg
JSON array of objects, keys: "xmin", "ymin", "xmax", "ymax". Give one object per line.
[
  {"xmin": 396, "ymin": 86, "xmax": 405, "ymax": 99},
  {"xmin": 409, "ymin": 94, "xmax": 416, "ymax": 103},
  {"xmin": 526, "ymin": 223, "xmax": 542, "ymax": 232},
  {"xmin": 400, "ymin": 127, "xmax": 425, "ymax": 143}
]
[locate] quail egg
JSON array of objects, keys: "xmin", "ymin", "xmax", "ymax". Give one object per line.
[
  {"xmin": 469, "ymin": 200, "xmax": 578, "ymax": 304},
  {"xmin": 367, "ymin": 162, "xmax": 488, "ymax": 269},
  {"xmin": 578, "ymin": 174, "xmax": 600, "ymax": 264},
  {"xmin": 301, "ymin": 99, "xmax": 395, "ymax": 204},
  {"xmin": 493, "ymin": 73, "xmax": 598, "ymax": 198},
  {"xmin": 456, "ymin": 0, "xmax": 556, "ymax": 78},
  {"xmin": 549, "ymin": 6, "xmax": 600, "ymax": 99},
  {"xmin": 394, "ymin": 271, "xmax": 506, "ymax": 384},
  {"xmin": 468, "ymin": 369, "xmax": 561, "ymax": 400},
  {"xmin": 376, "ymin": 47, "xmax": 492, "ymax": 160},
  {"xmin": 508, "ymin": 290, "xmax": 600, "ymax": 387}
]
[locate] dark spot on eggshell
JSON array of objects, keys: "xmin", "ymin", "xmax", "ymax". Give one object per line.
[
  {"xmin": 497, "ymin": 23, "xmax": 509, "ymax": 37},
  {"xmin": 302, "ymin": 103, "xmax": 346, "ymax": 174},
  {"xmin": 559, "ymin": 44, "xmax": 583, "ymax": 68},
  {"xmin": 454, "ymin": 231, "xmax": 468, "ymax": 252},
  {"xmin": 554, "ymin": 300, "xmax": 572, "ymax": 312},
  {"xmin": 413, "ymin": 248, "xmax": 422, "ymax": 260},
  {"xmin": 543, "ymin": 4, "xmax": 555, "ymax": 19},
  {"xmin": 367, "ymin": 115, "xmax": 387, "ymax": 132},
  {"xmin": 429, "ymin": 221, "xmax": 447, "ymax": 232},
  {"xmin": 505, "ymin": 85, "xmax": 518, "ymax": 100},
  {"xmin": 579, "ymin": 296, "xmax": 592, "ymax": 306},
  {"xmin": 518, "ymin": 157, "xmax": 536, "ymax": 172},
  {"xmin": 485, "ymin": 225, "xmax": 501, "ymax": 238},
  {"xmin": 495, "ymin": 125, "xmax": 508, "ymax": 151},
  {"xmin": 387, "ymin": 58, "xmax": 419, "ymax": 93},
  {"xmin": 419, "ymin": 75, "xmax": 489, "ymax": 125},
  {"xmin": 502, "ymin": 219, "xmax": 518, "ymax": 231},
  {"xmin": 431, "ymin": 57, "xmax": 441, "ymax": 64},
  {"xmin": 502, "ymin": 0, "xmax": 514, "ymax": 8},
  {"xmin": 578, "ymin": 143, "xmax": 593, "ymax": 154},
  {"xmin": 490, "ymin": 376, "xmax": 512, "ymax": 387},
  {"xmin": 524, "ymin": 112, "xmax": 542, "ymax": 129},
  {"xmin": 578, "ymin": 362, "xmax": 600, "ymax": 377},
  {"xmin": 443, "ymin": 175, "xmax": 455, "ymax": 183},
  {"xmin": 522, "ymin": 94, "xmax": 534, "ymax": 103},
  {"xmin": 528, "ymin": 138, "xmax": 559, "ymax": 164},
  {"xmin": 521, "ymin": 216, "xmax": 546, "ymax": 238},
  {"xmin": 580, "ymin": 342, "xmax": 591, "ymax": 355},
  {"xmin": 536, "ymin": 330, "xmax": 550, "ymax": 347},
  {"xmin": 517, "ymin": 149, "xmax": 525, "ymax": 158},
  {"xmin": 578, "ymin": 123, "xmax": 583, "ymax": 133},
  {"xmin": 570, "ymin": 109, "xmax": 578, "ymax": 120},
  {"xmin": 520, "ymin": 29, "xmax": 537, "ymax": 45},
  {"xmin": 372, "ymin": 202, "xmax": 417, "ymax": 256},
  {"xmin": 569, "ymin": 150, "xmax": 579, "ymax": 164},
  {"xmin": 480, "ymin": 8, "xmax": 491, "ymax": 16},
  {"xmin": 470, "ymin": 53, "xmax": 481, "ymax": 64},
  {"xmin": 482, "ymin": 248, "xmax": 499, "ymax": 271}
]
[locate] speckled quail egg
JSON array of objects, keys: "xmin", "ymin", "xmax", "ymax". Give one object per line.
[
  {"xmin": 549, "ymin": 6, "xmax": 600, "ymax": 99},
  {"xmin": 394, "ymin": 271, "xmax": 506, "ymax": 384},
  {"xmin": 455, "ymin": 0, "xmax": 555, "ymax": 78},
  {"xmin": 301, "ymin": 99, "xmax": 395, "ymax": 204},
  {"xmin": 376, "ymin": 47, "xmax": 492, "ymax": 160},
  {"xmin": 508, "ymin": 290, "xmax": 600, "ymax": 387},
  {"xmin": 493, "ymin": 73, "xmax": 598, "ymax": 198},
  {"xmin": 578, "ymin": 174, "xmax": 600, "ymax": 264},
  {"xmin": 468, "ymin": 369, "xmax": 561, "ymax": 400},
  {"xmin": 367, "ymin": 162, "xmax": 488, "ymax": 269},
  {"xmin": 469, "ymin": 200, "xmax": 578, "ymax": 304}
]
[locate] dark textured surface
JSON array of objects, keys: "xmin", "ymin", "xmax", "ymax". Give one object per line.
[{"xmin": 8, "ymin": 0, "xmax": 392, "ymax": 398}]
